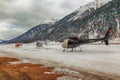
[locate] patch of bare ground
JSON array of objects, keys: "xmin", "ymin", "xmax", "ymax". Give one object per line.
[
  {"xmin": 0, "ymin": 57, "xmax": 118, "ymax": 80},
  {"xmin": 0, "ymin": 57, "xmax": 63, "ymax": 80}
]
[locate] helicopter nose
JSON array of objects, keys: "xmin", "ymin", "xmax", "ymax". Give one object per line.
[{"xmin": 62, "ymin": 39, "xmax": 68, "ymax": 48}]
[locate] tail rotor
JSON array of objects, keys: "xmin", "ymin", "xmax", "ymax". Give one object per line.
[{"xmin": 104, "ymin": 27, "xmax": 112, "ymax": 45}]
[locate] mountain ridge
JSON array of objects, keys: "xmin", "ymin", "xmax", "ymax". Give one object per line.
[
  {"xmin": 3, "ymin": 0, "xmax": 120, "ymax": 43},
  {"xmin": 46, "ymin": 0, "xmax": 120, "ymax": 41}
]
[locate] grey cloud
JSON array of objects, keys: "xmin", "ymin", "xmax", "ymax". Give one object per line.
[
  {"xmin": 0, "ymin": 30, "xmax": 23, "ymax": 40},
  {"xmin": 60, "ymin": 1, "xmax": 76, "ymax": 10},
  {"xmin": 0, "ymin": 0, "xmax": 62, "ymax": 29},
  {"xmin": 0, "ymin": 0, "xmax": 93, "ymax": 39}
]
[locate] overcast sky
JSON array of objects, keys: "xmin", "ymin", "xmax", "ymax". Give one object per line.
[{"xmin": 0, "ymin": 0, "xmax": 94, "ymax": 40}]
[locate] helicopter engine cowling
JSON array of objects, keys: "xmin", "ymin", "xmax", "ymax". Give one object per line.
[{"xmin": 62, "ymin": 39, "xmax": 68, "ymax": 48}]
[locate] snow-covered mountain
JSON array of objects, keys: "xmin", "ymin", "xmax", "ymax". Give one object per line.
[
  {"xmin": 68, "ymin": 0, "xmax": 112, "ymax": 21},
  {"xmin": 0, "ymin": 40, "xmax": 2, "ymax": 42},
  {"xmin": 4, "ymin": 23, "xmax": 52, "ymax": 43},
  {"xmin": 41, "ymin": 0, "xmax": 120, "ymax": 41},
  {"xmin": 3, "ymin": 0, "xmax": 120, "ymax": 43},
  {"xmin": 0, "ymin": 39, "xmax": 5, "ymax": 42}
]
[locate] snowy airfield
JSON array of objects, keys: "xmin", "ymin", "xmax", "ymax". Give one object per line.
[{"xmin": 0, "ymin": 41, "xmax": 120, "ymax": 79}]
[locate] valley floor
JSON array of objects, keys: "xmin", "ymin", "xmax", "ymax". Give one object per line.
[{"xmin": 0, "ymin": 42, "xmax": 120, "ymax": 80}]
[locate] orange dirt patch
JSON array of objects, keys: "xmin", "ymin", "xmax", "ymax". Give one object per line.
[{"xmin": 0, "ymin": 57, "xmax": 63, "ymax": 80}]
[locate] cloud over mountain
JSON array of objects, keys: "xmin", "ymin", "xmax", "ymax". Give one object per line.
[{"xmin": 0, "ymin": 0, "xmax": 94, "ymax": 39}]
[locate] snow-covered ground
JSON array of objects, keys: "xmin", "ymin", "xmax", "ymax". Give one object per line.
[{"xmin": 0, "ymin": 42, "xmax": 120, "ymax": 78}]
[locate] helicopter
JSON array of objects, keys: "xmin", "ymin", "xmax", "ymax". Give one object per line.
[{"xmin": 62, "ymin": 27, "xmax": 112, "ymax": 52}]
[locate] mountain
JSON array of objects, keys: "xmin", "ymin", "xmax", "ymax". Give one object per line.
[
  {"xmin": 0, "ymin": 39, "xmax": 5, "ymax": 42},
  {"xmin": 66, "ymin": 0, "xmax": 112, "ymax": 22},
  {"xmin": 0, "ymin": 40, "xmax": 3, "ymax": 42},
  {"xmin": 4, "ymin": 23, "xmax": 52, "ymax": 43},
  {"xmin": 39, "ymin": 0, "xmax": 120, "ymax": 41},
  {"xmin": 4, "ymin": 0, "xmax": 120, "ymax": 43}
]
